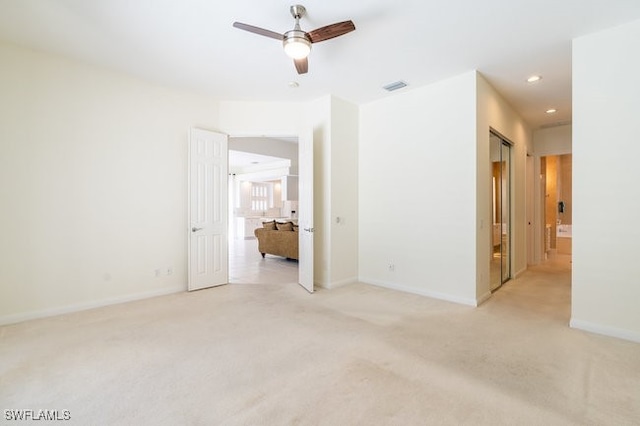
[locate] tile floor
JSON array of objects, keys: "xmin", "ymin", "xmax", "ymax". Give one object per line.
[{"xmin": 229, "ymin": 237, "xmax": 299, "ymax": 285}]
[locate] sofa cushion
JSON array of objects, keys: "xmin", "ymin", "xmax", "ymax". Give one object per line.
[
  {"xmin": 262, "ymin": 220, "xmax": 277, "ymax": 230},
  {"xmin": 276, "ymin": 221, "xmax": 294, "ymax": 231}
]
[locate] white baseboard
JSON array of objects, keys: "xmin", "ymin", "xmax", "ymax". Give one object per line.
[
  {"xmin": 314, "ymin": 280, "xmax": 327, "ymax": 289},
  {"xmin": 316, "ymin": 277, "xmax": 357, "ymax": 290},
  {"xmin": 0, "ymin": 285, "xmax": 185, "ymax": 326},
  {"xmin": 570, "ymin": 318, "xmax": 640, "ymax": 343},
  {"xmin": 359, "ymin": 277, "xmax": 479, "ymax": 307}
]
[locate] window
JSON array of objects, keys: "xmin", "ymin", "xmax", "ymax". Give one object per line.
[{"xmin": 251, "ymin": 183, "xmax": 269, "ymax": 212}]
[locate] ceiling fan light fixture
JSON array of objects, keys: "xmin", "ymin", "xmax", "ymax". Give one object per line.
[
  {"xmin": 234, "ymin": 5, "xmax": 355, "ymax": 74},
  {"xmin": 283, "ymin": 31, "xmax": 311, "ymax": 59}
]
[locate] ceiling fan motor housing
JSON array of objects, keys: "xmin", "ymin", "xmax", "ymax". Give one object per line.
[{"xmin": 283, "ymin": 30, "xmax": 311, "ymax": 59}]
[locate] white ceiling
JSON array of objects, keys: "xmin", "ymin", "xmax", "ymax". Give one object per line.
[
  {"xmin": 2, "ymin": 0, "xmax": 640, "ymax": 129},
  {"xmin": 229, "ymin": 149, "xmax": 288, "ymax": 171}
]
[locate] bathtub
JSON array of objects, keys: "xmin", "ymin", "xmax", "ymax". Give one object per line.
[{"xmin": 556, "ymin": 224, "xmax": 572, "ymax": 254}]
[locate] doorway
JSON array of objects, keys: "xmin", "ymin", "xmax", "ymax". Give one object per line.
[
  {"xmin": 227, "ymin": 136, "xmax": 300, "ymax": 286},
  {"xmin": 188, "ymin": 130, "xmax": 314, "ymax": 292},
  {"xmin": 540, "ymin": 154, "xmax": 572, "ymax": 261},
  {"xmin": 490, "ymin": 131, "xmax": 512, "ymax": 291}
]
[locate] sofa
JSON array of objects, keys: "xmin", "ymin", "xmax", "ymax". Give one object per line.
[{"xmin": 254, "ymin": 221, "xmax": 299, "ymax": 260}]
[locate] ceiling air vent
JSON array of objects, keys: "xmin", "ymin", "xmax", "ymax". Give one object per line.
[{"xmin": 383, "ymin": 81, "xmax": 408, "ymax": 92}]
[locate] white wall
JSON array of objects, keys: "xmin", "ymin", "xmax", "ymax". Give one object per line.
[
  {"xmin": 476, "ymin": 74, "xmax": 532, "ymax": 300},
  {"xmin": 571, "ymin": 19, "xmax": 640, "ymax": 342},
  {"xmin": 359, "ymin": 72, "xmax": 478, "ymax": 305},
  {"xmin": 358, "ymin": 71, "xmax": 529, "ymax": 306},
  {"xmin": 533, "ymin": 125, "xmax": 572, "ymax": 156},
  {"xmin": 219, "ymin": 101, "xmax": 304, "ymax": 137},
  {"xmin": 329, "ymin": 96, "xmax": 359, "ymax": 287},
  {"xmin": 0, "ymin": 42, "xmax": 220, "ymax": 323},
  {"xmin": 306, "ymin": 96, "xmax": 332, "ymax": 287}
]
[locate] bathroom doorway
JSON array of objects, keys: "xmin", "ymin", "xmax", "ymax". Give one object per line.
[
  {"xmin": 541, "ymin": 154, "xmax": 572, "ymax": 260},
  {"xmin": 490, "ymin": 131, "xmax": 512, "ymax": 291}
]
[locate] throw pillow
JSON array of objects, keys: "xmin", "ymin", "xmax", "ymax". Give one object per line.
[
  {"xmin": 276, "ymin": 221, "xmax": 294, "ymax": 231},
  {"xmin": 263, "ymin": 220, "xmax": 277, "ymax": 230},
  {"xmin": 293, "ymin": 225, "xmax": 299, "ymax": 232}
]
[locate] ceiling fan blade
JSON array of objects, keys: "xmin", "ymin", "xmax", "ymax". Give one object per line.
[
  {"xmin": 294, "ymin": 57, "xmax": 308, "ymax": 74},
  {"xmin": 307, "ymin": 20, "xmax": 355, "ymax": 43},
  {"xmin": 233, "ymin": 22, "xmax": 283, "ymax": 40}
]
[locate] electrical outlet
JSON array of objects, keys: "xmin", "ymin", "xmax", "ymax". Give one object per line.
[{"xmin": 388, "ymin": 263, "xmax": 395, "ymax": 272}]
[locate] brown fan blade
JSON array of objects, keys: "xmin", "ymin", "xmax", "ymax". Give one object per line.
[
  {"xmin": 307, "ymin": 20, "xmax": 355, "ymax": 43},
  {"xmin": 294, "ymin": 57, "xmax": 308, "ymax": 74},
  {"xmin": 233, "ymin": 22, "xmax": 283, "ymax": 40}
]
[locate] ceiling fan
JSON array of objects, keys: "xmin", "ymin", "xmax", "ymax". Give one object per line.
[{"xmin": 233, "ymin": 5, "xmax": 356, "ymax": 74}]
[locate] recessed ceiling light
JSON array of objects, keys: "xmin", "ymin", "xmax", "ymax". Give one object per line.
[
  {"xmin": 546, "ymin": 108, "xmax": 557, "ymax": 114},
  {"xmin": 527, "ymin": 75, "xmax": 542, "ymax": 83}
]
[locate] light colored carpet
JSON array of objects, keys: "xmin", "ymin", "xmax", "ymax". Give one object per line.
[{"xmin": 2, "ymin": 257, "xmax": 640, "ymax": 425}]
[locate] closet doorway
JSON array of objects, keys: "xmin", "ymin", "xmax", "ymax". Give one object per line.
[{"xmin": 490, "ymin": 131, "xmax": 512, "ymax": 291}]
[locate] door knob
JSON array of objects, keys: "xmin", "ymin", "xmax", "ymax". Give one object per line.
[
  {"xmin": 192, "ymin": 227, "xmax": 203, "ymax": 232},
  {"xmin": 304, "ymin": 227, "xmax": 314, "ymax": 232}
]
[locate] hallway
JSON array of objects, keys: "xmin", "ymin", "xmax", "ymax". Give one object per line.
[{"xmin": 486, "ymin": 253, "xmax": 572, "ymax": 323}]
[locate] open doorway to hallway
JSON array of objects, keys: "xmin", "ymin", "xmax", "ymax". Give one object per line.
[
  {"xmin": 529, "ymin": 124, "xmax": 572, "ymax": 267},
  {"xmin": 227, "ymin": 137, "xmax": 299, "ymax": 285},
  {"xmin": 540, "ymin": 154, "xmax": 572, "ymax": 262}
]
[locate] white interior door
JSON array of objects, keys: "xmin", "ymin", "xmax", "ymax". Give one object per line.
[
  {"xmin": 298, "ymin": 130, "xmax": 314, "ymax": 293},
  {"xmin": 188, "ymin": 128, "xmax": 228, "ymax": 291}
]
